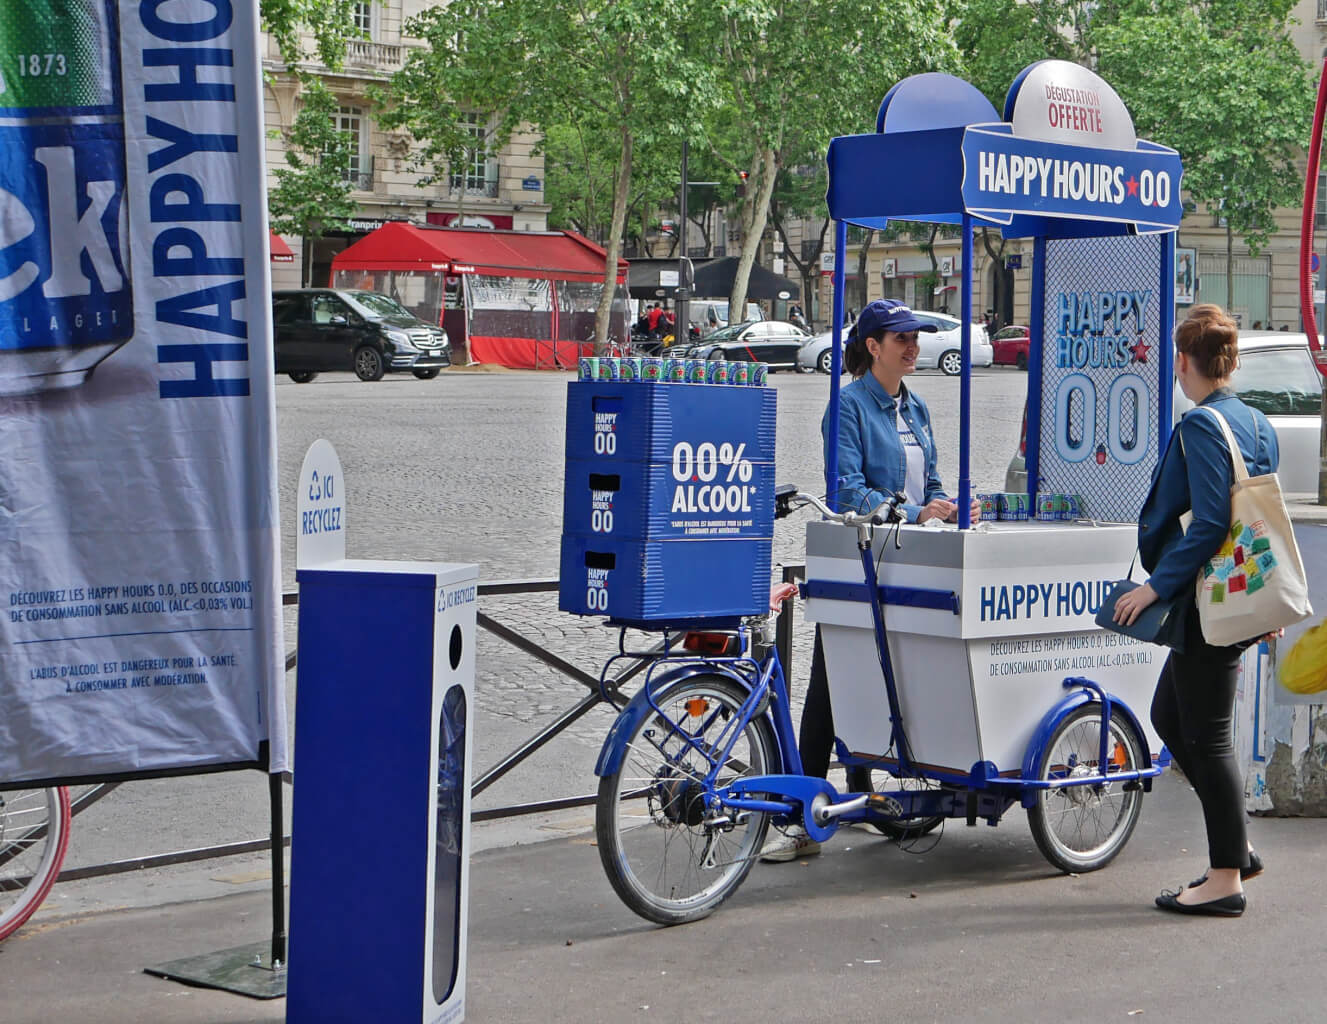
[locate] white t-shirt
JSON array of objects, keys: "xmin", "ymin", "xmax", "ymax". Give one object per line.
[{"xmin": 897, "ymin": 421, "xmax": 925, "ymax": 505}]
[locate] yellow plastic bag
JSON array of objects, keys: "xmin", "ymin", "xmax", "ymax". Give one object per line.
[{"xmin": 1278, "ymin": 620, "xmax": 1327, "ymax": 695}]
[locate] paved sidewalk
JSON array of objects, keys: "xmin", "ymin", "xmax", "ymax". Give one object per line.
[{"xmin": 4, "ymin": 775, "xmax": 1327, "ymax": 1023}]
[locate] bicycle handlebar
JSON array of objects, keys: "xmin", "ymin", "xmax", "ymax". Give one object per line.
[{"xmin": 774, "ymin": 484, "xmax": 907, "ymax": 528}]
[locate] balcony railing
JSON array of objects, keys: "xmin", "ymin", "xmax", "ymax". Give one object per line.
[
  {"xmin": 343, "ymin": 155, "xmax": 374, "ymax": 191},
  {"xmin": 344, "ymin": 39, "xmax": 404, "ymax": 70},
  {"xmin": 449, "ymin": 173, "xmax": 500, "ymax": 199}
]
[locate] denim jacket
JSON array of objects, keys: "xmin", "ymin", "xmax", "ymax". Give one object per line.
[
  {"xmin": 822, "ymin": 374, "xmax": 946, "ymax": 522},
  {"xmin": 1138, "ymin": 387, "xmax": 1278, "ymax": 601}
]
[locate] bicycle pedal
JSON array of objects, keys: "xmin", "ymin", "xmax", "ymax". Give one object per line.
[{"xmin": 866, "ymin": 793, "xmax": 903, "ymax": 817}]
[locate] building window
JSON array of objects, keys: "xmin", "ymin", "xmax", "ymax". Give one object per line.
[
  {"xmin": 332, "ymin": 105, "xmax": 373, "ymax": 190},
  {"xmin": 450, "ymin": 117, "xmax": 499, "ymax": 197},
  {"xmin": 1318, "ymin": 169, "xmax": 1327, "ymax": 231},
  {"xmin": 352, "ymin": 1, "xmax": 375, "ymax": 38}
]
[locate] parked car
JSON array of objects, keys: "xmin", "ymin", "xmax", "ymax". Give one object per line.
[
  {"xmin": 796, "ymin": 327, "xmax": 851, "ymax": 374},
  {"xmin": 1004, "ymin": 331, "xmax": 1323, "ymax": 494},
  {"xmin": 991, "ymin": 325, "xmax": 1031, "ymax": 369},
  {"xmin": 272, "ymin": 288, "xmax": 451, "ymax": 382},
  {"xmin": 910, "ymin": 310, "xmax": 993, "ymax": 374},
  {"xmin": 689, "ymin": 300, "xmax": 764, "ymax": 332},
  {"xmin": 686, "ymin": 320, "xmax": 812, "ymax": 371},
  {"xmin": 797, "ymin": 313, "xmax": 992, "ymax": 375}
]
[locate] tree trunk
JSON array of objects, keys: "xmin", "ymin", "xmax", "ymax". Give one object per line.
[
  {"xmin": 854, "ymin": 228, "xmax": 874, "ymax": 312},
  {"xmin": 1226, "ymin": 222, "xmax": 1234, "ymax": 317},
  {"xmin": 594, "ymin": 125, "xmax": 633, "ymax": 354},
  {"xmin": 729, "ymin": 146, "xmax": 778, "ymax": 322}
]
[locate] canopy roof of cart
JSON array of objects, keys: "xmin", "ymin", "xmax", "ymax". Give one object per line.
[
  {"xmin": 826, "ymin": 65, "xmax": 1183, "ymax": 237},
  {"xmin": 331, "ymin": 222, "xmax": 627, "ymax": 284}
]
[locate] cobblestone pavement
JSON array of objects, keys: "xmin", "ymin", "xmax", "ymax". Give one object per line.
[{"xmin": 59, "ymin": 367, "xmax": 1028, "ymax": 871}]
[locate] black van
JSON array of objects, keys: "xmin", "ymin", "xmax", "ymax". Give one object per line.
[{"xmin": 272, "ymin": 289, "xmax": 451, "ymax": 382}]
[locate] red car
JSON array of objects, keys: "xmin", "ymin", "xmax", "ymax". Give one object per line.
[{"xmin": 991, "ymin": 325, "xmax": 1030, "ymax": 369}]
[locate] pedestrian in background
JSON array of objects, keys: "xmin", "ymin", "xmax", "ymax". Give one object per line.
[{"xmin": 1112, "ymin": 304, "xmax": 1277, "ymax": 917}]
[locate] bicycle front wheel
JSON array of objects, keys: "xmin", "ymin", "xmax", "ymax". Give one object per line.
[
  {"xmin": 1026, "ymin": 705, "xmax": 1145, "ymax": 873},
  {"xmin": 596, "ymin": 675, "xmax": 777, "ymax": 925},
  {"xmin": 0, "ymin": 787, "xmax": 71, "ymax": 941}
]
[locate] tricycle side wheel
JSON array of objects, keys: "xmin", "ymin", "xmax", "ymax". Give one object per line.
[
  {"xmin": 845, "ymin": 766, "xmax": 944, "ymax": 840},
  {"xmin": 1026, "ymin": 704, "xmax": 1145, "ymax": 873},
  {"xmin": 596, "ymin": 675, "xmax": 776, "ymax": 926}
]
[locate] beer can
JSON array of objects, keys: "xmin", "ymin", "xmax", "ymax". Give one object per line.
[
  {"xmin": 728, "ymin": 360, "xmax": 750, "ymax": 385},
  {"xmin": 597, "ymin": 357, "xmax": 621, "ymax": 381},
  {"xmin": 684, "ymin": 359, "xmax": 705, "ymax": 383},
  {"xmin": 977, "ymin": 493, "xmax": 998, "ymax": 520},
  {"xmin": 998, "ymin": 492, "xmax": 1030, "ymax": 521},
  {"xmin": 1063, "ymin": 493, "xmax": 1083, "ymax": 520},
  {"xmin": 1035, "ymin": 492, "xmax": 1060, "ymax": 521},
  {"xmin": 750, "ymin": 362, "xmax": 769, "ymax": 386},
  {"xmin": 641, "ymin": 356, "xmax": 663, "ymax": 382},
  {"xmin": 578, "ymin": 356, "xmax": 599, "ymax": 381},
  {"xmin": 0, "ymin": 0, "xmax": 134, "ymax": 396},
  {"xmin": 663, "ymin": 357, "xmax": 685, "ymax": 382},
  {"xmin": 704, "ymin": 359, "xmax": 729, "ymax": 384},
  {"xmin": 620, "ymin": 356, "xmax": 643, "ymax": 382}
]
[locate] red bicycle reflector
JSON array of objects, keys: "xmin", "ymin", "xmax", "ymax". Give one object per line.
[
  {"xmin": 682, "ymin": 632, "xmax": 737, "ymax": 656},
  {"xmin": 1111, "ymin": 742, "xmax": 1127, "ymax": 767},
  {"xmin": 685, "ymin": 698, "xmax": 710, "ymax": 718}
]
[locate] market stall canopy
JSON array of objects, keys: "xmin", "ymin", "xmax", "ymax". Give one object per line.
[
  {"xmin": 692, "ymin": 257, "xmax": 799, "ymax": 301},
  {"xmin": 626, "ymin": 257, "xmax": 714, "ymax": 299},
  {"xmin": 331, "ymin": 222, "xmax": 627, "ymax": 283},
  {"xmin": 269, "ymin": 230, "xmax": 294, "ymax": 263}
]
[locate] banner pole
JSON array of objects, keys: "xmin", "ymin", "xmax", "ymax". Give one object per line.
[{"xmin": 269, "ymin": 771, "xmax": 287, "ymax": 968}]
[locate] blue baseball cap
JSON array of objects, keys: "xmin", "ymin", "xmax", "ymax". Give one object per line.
[{"xmin": 849, "ymin": 299, "xmax": 937, "ymax": 340}]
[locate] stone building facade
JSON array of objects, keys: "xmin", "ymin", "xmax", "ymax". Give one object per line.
[{"xmin": 262, "ymin": 0, "xmax": 550, "ymax": 289}]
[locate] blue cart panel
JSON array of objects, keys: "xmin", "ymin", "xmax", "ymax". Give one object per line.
[
  {"xmin": 559, "ymin": 533, "xmax": 772, "ymax": 623},
  {"xmin": 564, "ymin": 381, "xmax": 777, "ymax": 465},
  {"xmin": 562, "ymin": 456, "xmax": 776, "ymax": 541}
]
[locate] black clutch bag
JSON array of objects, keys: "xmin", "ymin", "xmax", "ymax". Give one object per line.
[{"xmin": 1095, "ymin": 580, "xmax": 1187, "ymax": 653}]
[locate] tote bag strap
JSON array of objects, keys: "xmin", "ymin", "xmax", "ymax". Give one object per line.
[{"xmin": 1195, "ymin": 406, "xmax": 1250, "ymax": 484}]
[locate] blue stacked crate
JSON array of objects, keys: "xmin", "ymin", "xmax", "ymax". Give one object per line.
[{"xmin": 559, "ymin": 379, "xmax": 777, "ymax": 627}]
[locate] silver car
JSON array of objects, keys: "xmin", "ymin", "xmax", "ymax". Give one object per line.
[
  {"xmin": 1005, "ymin": 331, "xmax": 1323, "ymax": 494},
  {"xmin": 797, "ymin": 313, "xmax": 992, "ymax": 375}
]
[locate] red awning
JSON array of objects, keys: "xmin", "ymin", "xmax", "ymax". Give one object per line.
[
  {"xmin": 330, "ymin": 222, "xmax": 627, "ymax": 284},
  {"xmin": 270, "ymin": 231, "xmax": 295, "ymax": 263}
]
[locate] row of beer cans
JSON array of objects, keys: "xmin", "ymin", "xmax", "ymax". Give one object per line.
[
  {"xmin": 975, "ymin": 492, "xmax": 1086, "ymax": 521},
  {"xmin": 579, "ymin": 356, "xmax": 769, "ymax": 386}
]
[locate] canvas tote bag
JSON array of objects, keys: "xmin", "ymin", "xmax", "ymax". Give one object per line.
[{"xmin": 1181, "ymin": 407, "xmax": 1312, "ymax": 647}]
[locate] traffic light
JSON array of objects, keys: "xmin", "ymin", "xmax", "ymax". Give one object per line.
[{"xmin": 736, "ymin": 171, "xmax": 748, "ymax": 197}]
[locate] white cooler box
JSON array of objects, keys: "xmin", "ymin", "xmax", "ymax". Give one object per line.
[{"xmin": 803, "ymin": 519, "xmax": 1165, "ymax": 775}]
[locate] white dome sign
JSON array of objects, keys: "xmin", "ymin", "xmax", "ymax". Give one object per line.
[{"xmin": 1007, "ymin": 61, "xmax": 1136, "ymax": 152}]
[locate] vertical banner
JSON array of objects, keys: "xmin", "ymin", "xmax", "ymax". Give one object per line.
[
  {"xmin": 0, "ymin": 1, "xmax": 286, "ymax": 781},
  {"xmin": 1038, "ymin": 235, "xmax": 1164, "ymax": 523}
]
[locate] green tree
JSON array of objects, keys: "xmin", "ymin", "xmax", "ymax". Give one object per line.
[
  {"xmin": 954, "ymin": 0, "xmax": 1315, "ymax": 303},
  {"xmin": 268, "ymin": 76, "xmax": 360, "ymax": 286},
  {"xmin": 698, "ymin": 0, "xmax": 959, "ymax": 320},
  {"xmin": 379, "ymin": 0, "xmax": 721, "ymax": 351},
  {"xmin": 260, "ymin": 0, "xmax": 361, "ymax": 70}
]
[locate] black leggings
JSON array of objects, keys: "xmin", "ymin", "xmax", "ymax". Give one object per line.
[
  {"xmin": 797, "ymin": 628, "xmax": 835, "ymax": 780},
  {"xmin": 1150, "ymin": 603, "xmax": 1250, "ymax": 871}
]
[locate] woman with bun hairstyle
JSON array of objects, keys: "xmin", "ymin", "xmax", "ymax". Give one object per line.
[
  {"xmin": 761, "ymin": 299, "xmax": 978, "ymax": 862},
  {"xmin": 1113, "ymin": 304, "xmax": 1278, "ymax": 917}
]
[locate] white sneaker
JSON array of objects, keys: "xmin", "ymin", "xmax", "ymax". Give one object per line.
[{"xmin": 759, "ymin": 827, "xmax": 822, "ymax": 863}]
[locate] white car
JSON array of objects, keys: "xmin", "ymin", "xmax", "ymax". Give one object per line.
[
  {"xmin": 797, "ymin": 312, "xmax": 992, "ymax": 374},
  {"xmin": 1004, "ymin": 331, "xmax": 1323, "ymax": 495}
]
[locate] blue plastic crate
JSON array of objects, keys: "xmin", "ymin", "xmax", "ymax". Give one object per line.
[
  {"xmin": 558, "ymin": 533, "xmax": 772, "ymax": 624},
  {"xmin": 562, "ymin": 456, "xmax": 775, "ymax": 541},
  {"xmin": 564, "ymin": 380, "xmax": 777, "ymax": 464}
]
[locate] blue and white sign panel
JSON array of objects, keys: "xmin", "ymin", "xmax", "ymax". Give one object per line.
[
  {"xmin": 960, "ymin": 60, "xmax": 1182, "ymax": 232},
  {"xmin": 1038, "ymin": 235, "xmax": 1164, "ymax": 522},
  {"xmin": 0, "ymin": 2, "xmax": 286, "ymax": 781}
]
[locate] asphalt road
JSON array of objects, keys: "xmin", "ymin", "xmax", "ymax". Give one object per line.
[{"xmin": 52, "ymin": 365, "xmax": 1030, "ymax": 876}]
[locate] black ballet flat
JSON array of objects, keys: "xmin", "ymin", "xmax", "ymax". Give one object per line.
[
  {"xmin": 1156, "ymin": 889, "xmax": 1246, "ymax": 917},
  {"xmin": 1188, "ymin": 849, "xmax": 1263, "ymax": 889}
]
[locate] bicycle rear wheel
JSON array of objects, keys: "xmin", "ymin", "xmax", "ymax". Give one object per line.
[
  {"xmin": 0, "ymin": 786, "xmax": 71, "ymax": 941},
  {"xmin": 596, "ymin": 675, "xmax": 776, "ymax": 925}
]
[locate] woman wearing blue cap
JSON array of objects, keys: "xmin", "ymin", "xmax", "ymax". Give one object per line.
[{"xmin": 762, "ymin": 298, "xmax": 979, "ymax": 862}]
